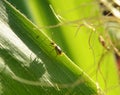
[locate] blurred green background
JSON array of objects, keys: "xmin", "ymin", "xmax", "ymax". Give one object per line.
[{"xmin": 0, "ymin": 0, "xmax": 120, "ymax": 95}]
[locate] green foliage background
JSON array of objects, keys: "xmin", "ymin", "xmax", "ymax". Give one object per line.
[{"xmin": 0, "ymin": 0, "xmax": 120, "ymax": 95}]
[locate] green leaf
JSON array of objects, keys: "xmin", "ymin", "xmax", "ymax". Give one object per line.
[
  {"xmin": 25, "ymin": 0, "xmax": 120, "ymax": 94},
  {"xmin": 0, "ymin": 0, "xmax": 103, "ymax": 95}
]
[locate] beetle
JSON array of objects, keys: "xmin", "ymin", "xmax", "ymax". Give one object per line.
[{"xmin": 50, "ymin": 42, "xmax": 63, "ymax": 55}]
